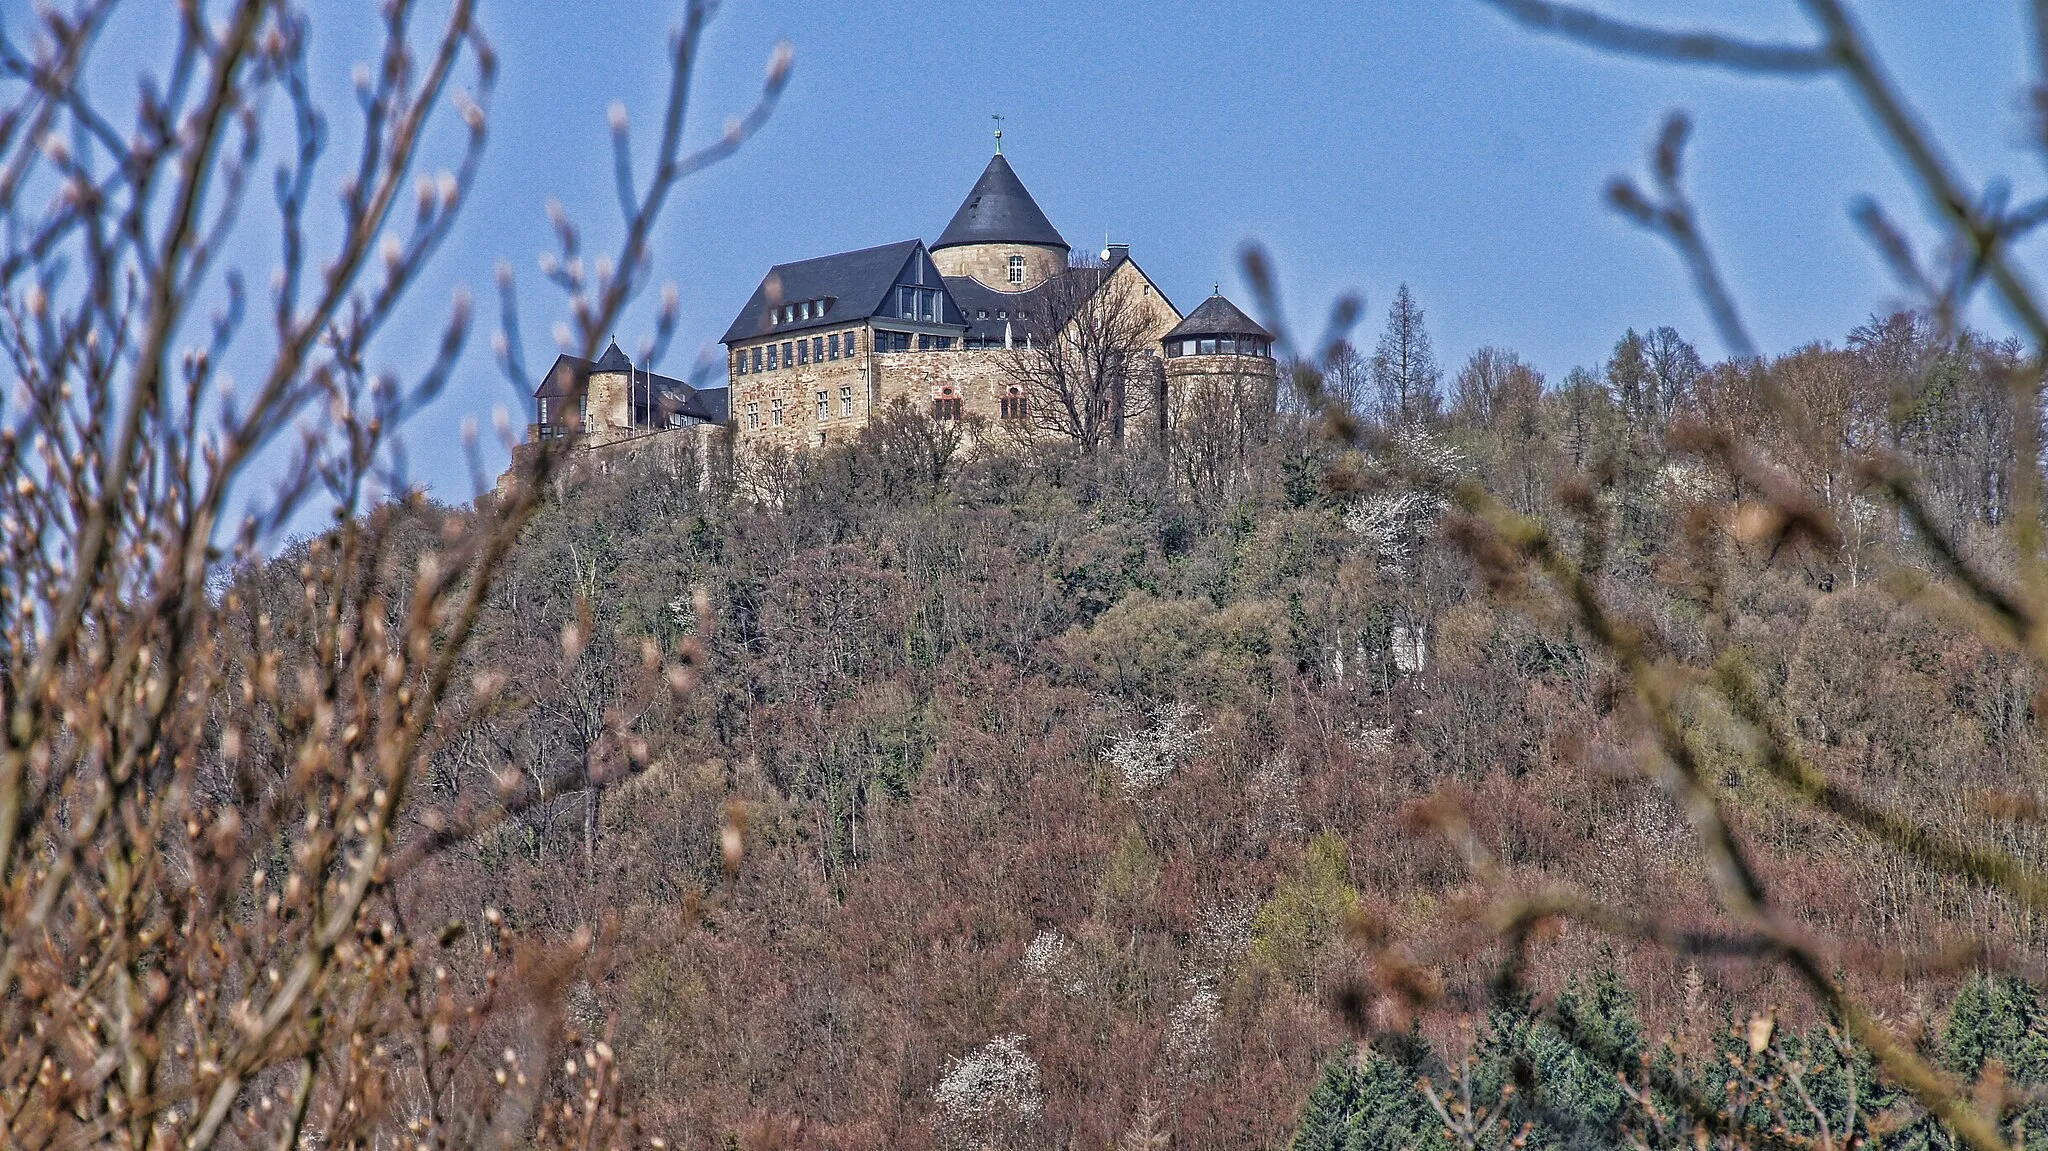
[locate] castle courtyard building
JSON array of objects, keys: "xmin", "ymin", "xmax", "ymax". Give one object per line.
[
  {"xmin": 524, "ymin": 147, "xmax": 1275, "ymax": 457},
  {"xmin": 715, "ymin": 150, "xmax": 1263, "ymax": 451}
]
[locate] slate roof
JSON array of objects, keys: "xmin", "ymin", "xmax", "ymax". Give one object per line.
[
  {"xmin": 943, "ymin": 252, "xmax": 1180, "ymax": 344},
  {"xmin": 1163, "ymin": 293, "xmax": 1271, "ymax": 342},
  {"xmin": 932, "ymin": 154, "xmax": 1068, "ymax": 253},
  {"xmin": 533, "ymin": 353, "xmax": 728, "ymax": 426},
  {"xmin": 720, "ymin": 239, "xmax": 926, "ymax": 345},
  {"xmin": 943, "ymin": 276, "xmax": 1054, "ymax": 343},
  {"xmin": 594, "ymin": 340, "xmax": 632, "ymax": 372}
]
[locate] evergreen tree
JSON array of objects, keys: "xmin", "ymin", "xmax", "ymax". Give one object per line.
[
  {"xmin": 1290, "ymin": 1050, "xmax": 1364, "ymax": 1151},
  {"xmin": 1289, "ymin": 1042, "xmax": 1438, "ymax": 1151}
]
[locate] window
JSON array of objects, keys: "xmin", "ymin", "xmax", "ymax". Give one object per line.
[
  {"xmin": 978, "ymin": 309, "xmax": 988, "ymax": 319},
  {"xmin": 539, "ymin": 398, "xmax": 550, "ymax": 424},
  {"xmin": 1008, "ymin": 255, "xmax": 1024, "ymax": 284},
  {"xmin": 782, "ymin": 341, "xmax": 793, "ymax": 367},
  {"xmin": 1001, "ymin": 393, "xmax": 1027, "ymax": 420},
  {"xmin": 813, "ymin": 336, "xmax": 824, "ymax": 362},
  {"xmin": 746, "ymin": 402, "xmax": 761, "ymax": 429},
  {"xmin": 1198, "ymin": 337, "xmax": 1217, "ymax": 355},
  {"xmin": 816, "ymin": 390, "xmax": 829, "ymax": 420},
  {"xmin": 770, "ymin": 398, "xmax": 784, "ymax": 426},
  {"xmin": 840, "ymin": 385, "xmax": 854, "ymax": 416},
  {"xmin": 932, "ymin": 396, "xmax": 962, "ymax": 420},
  {"xmin": 900, "ymin": 286, "xmax": 916, "ymax": 318},
  {"xmin": 1220, "ymin": 336, "xmax": 1237, "ymax": 354},
  {"xmin": 797, "ymin": 339, "xmax": 808, "ymax": 365},
  {"xmin": 735, "ymin": 352, "xmax": 747, "ymax": 376},
  {"xmin": 828, "ymin": 333, "xmax": 839, "ymax": 360},
  {"xmin": 917, "ymin": 334, "xmax": 953, "ymax": 351},
  {"xmin": 766, "ymin": 344, "xmax": 779, "ymax": 370},
  {"xmin": 752, "ymin": 346, "xmax": 763, "ymax": 372},
  {"xmin": 875, "ymin": 330, "xmax": 909, "ymax": 353},
  {"xmin": 996, "ymin": 309, "xmax": 1007, "ymax": 320},
  {"xmin": 800, "ymin": 301, "xmax": 812, "ymax": 320},
  {"xmin": 920, "ymin": 289, "xmax": 936, "ymax": 321}
]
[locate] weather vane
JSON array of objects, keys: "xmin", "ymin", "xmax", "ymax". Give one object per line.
[{"xmin": 992, "ymin": 113, "xmax": 1004, "ymax": 154}]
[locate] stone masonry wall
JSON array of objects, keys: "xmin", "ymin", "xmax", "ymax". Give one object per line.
[
  {"xmin": 930, "ymin": 242, "xmax": 1066, "ymax": 291},
  {"xmin": 728, "ymin": 326, "xmax": 874, "ymax": 452}
]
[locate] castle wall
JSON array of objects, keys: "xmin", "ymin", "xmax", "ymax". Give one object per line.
[{"xmin": 930, "ymin": 242, "xmax": 1067, "ymax": 291}]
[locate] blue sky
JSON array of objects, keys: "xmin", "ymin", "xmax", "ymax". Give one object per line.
[{"xmin": 42, "ymin": 1, "xmax": 2048, "ymax": 502}]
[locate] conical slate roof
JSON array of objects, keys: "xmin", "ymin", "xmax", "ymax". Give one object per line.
[
  {"xmin": 932, "ymin": 154, "xmax": 1069, "ymax": 253},
  {"xmin": 593, "ymin": 340, "xmax": 632, "ymax": 372},
  {"xmin": 1163, "ymin": 294, "xmax": 1271, "ymax": 342}
]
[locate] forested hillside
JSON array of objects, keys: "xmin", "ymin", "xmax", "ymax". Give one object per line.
[{"xmin": 356, "ymin": 308, "xmax": 2048, "ymax": 1151}]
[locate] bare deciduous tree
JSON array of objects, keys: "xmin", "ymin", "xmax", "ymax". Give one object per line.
[
  {"xmin": 1007, "ymin": 261, "xmax": 1161, "ymax": 449},
  {"xmin": 1371, "ymin": 283, "xmax": 1442, "ymax": 427},
  {"xmin": 0, "ymin": 1, "xmax": 783, "ymax": 1146}
]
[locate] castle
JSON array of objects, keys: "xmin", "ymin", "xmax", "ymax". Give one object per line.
[{"xmin": 526, "ymin": 147, "xmax": 1278, "ymax": 456}]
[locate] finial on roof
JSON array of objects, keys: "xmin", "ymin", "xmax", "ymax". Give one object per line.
[
  {"xmin": 991, "ymin": 113, "xmax": 1004, "ymax": 154},
  {"xmin": 1213, "ymin": 283, "xmax": 1220, "ymax": 296}
]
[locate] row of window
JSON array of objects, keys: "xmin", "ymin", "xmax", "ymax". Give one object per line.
[
  {"xmin": 1168, "ymin": 335, "xmax": 1271, "ymax": 358},
  {"xmin": 742, "ymin": 385, "xmax": 861, "ymax": 430},
  {"xmin": 740, "ymin": 390, "xmax": 1032, "ymax": 429},
  {"xmin": 873, "ymin": 331, "xmax": 955, "ymax": 353},
  {"xmin": 737, "ymin": 331, "xmax": 857, "ymax": 374},
  {"xmin": 771, "ymin": 297, "xmax": 834, "ymax": 326}
]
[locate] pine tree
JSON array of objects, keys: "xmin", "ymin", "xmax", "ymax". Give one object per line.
[{"xmin": 1291, "ymin": 1050, "xmax": 1363, "ymax": 1151}]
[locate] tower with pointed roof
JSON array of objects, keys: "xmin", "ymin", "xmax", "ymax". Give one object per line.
[
  {"xmin": 928, "ymin": 153, "xmax": 1071, "ymax": 292},
  {"xmin": 703, "ymin": 145, "xmax": 1283, "ymax": 455}
]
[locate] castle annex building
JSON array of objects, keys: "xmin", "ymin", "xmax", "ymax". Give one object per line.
[{"xmin": 528, "ymin": 149, "xmax": 1277, "ymax": 453}]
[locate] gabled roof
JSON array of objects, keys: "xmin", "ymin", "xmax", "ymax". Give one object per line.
[
  {"xmin": 1163, "ymin": 293, "xmax": 1271, "ymax": 342},
  {"xmin": 932, "ymin": 154, "xmax": 1068, "ymax": 253},
  {"xmin": 720, "ymin": 239, "xmax": 927, "ymax": 345},
  {"xmin": 944, "ymin": 252, "xmax": 1179, "ymax": 343},
  {"xmin": 533, "ymin": 353, "xmax": 728, "ymax": 425}
]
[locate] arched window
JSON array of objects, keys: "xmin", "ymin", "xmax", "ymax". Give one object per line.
[
  {"xmin": 1001, "ymin": 385, "xmax": 1027, "ymax": 421},
  {"xmin": 1008, "ymin": 255, "xmax": 1025, "ymax": 284}
]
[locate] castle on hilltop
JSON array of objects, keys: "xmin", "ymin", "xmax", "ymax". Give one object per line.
[{"xmin": 526, "ymin": 146, "xmax": 1278, "ymax": 458}]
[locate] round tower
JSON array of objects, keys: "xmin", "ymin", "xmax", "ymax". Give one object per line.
[
  {"xmin": 1159, "ymin": 292, "xmax": 1278, "ymax": 441},
  {"xmin": 929, "ymin": 153, "xmax": 1070, "ymax": 291}
]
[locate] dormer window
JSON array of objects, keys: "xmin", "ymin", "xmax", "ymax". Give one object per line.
[
  {"xmin": 1008, "ymin": 255, "xmax": 1025, "ymax": 284},
  {"xmin": 800, "ymin": 301, "xmax": 811, "ymax": 320}
]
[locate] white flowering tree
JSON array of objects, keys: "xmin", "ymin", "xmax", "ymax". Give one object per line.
[
  {"xmin": 1101, "ymin": 699, "xmax": 1211, "ymax": 797},
  {"xmin": 1163, "ymin": 979, "xmax": 1222, "ymax": 1077},
  {"xmin": 1342, "ymin": 423, "xmax": 1467, "ymax": 572},
  {"xmin": 932, "ymin": 1034, "xmax": 1044, "ymax": 1150}
]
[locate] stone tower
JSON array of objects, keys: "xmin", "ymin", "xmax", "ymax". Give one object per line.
[
  {"xmin": 584, "ymin": 340, "xmax": 635, "ymax": 442},
  {"xmin": 928, "ymin": 153, "xmax": 1070, "ymax": 292},
  {"xmin": 1159, "ymin": 292, "xmax": 1278, "ymax": 445}
]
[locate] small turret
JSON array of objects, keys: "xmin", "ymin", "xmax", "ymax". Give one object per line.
[{"xmin": 1159, "ymin": 292, "xmax": 1277, "ymax": 442}]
